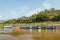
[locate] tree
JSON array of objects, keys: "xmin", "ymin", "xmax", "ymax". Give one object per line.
[
  {"xmin": 36, "ymin": 13, "xmax": 49, "ymax": 21},
  {"xmin": 54, "ymin": 14, "xmax": 60, "ymax": 21},
  {"xmin": 29, "ymin": 14, "xmax": 37, "ymax": 22}
]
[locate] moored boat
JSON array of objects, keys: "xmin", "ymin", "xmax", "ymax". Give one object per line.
[
  {"xmin": 20, "ymin": 26, "xmax": 41, "ymax": 29},
  {"xmin": 20, "ymin": 25, "xmax": 56, "ymax": 29},
  {"xmin": 46, "ymin": 25, "xmax": 56, "ymax": 29}
]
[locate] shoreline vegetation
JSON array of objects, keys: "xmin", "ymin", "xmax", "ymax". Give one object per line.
[
  {"xmin": 0, "ymin": 21, "xmax": 60, "ymax": 27},
  {"xmin": 0, "ymin": 8, "xmax": 60, "ymax": 27}
]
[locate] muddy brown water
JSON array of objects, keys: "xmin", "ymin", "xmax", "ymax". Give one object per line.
[{"xmin": 0, "ymin": 27, "xmax": 60, "ymax": 40}]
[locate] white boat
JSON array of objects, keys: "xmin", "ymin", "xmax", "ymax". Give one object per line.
[
  {"xmin": 4, "ymin": 26, "xmax": 12, "ymax": 28},
  {"xmin": 4, "ymin": 25, "xmax": 13, "ymax": 33}
]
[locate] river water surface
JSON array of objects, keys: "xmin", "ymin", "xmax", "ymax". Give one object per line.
[{"xmin": 0, "ymin": 27, "xmax": 60, "ymax": 40}]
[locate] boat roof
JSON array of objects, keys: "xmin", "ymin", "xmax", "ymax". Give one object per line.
[{"xmin": 4, "ymin": 26, "xmax": 12, "ymax": 27}]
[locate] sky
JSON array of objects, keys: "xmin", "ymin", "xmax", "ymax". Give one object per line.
[{"xmin": 0, "ymin": 0, "xmax": 60, "ymax": 20}]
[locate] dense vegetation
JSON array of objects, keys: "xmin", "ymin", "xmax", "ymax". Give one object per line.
[{"xmin": 4, "ymin": 8, "xmax": 60, "ymax": 24}]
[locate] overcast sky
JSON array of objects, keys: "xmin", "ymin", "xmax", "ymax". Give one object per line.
[{"xmin": 0, "ymin": 0, "xmax": 60, "ymax": 20}]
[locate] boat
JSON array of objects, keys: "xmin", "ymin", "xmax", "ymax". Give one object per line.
[
  {"xmin": 31, "ymin": 26, "xmax": 40, "ymax": 29},
  {"xmin": 4, "ymin": 25, "xmax": 13, "ymax": 33},
  {"xmin": 46, "ymin": 25, "xmax": 56, "ymax": 29},
  {"xmin": 20, "ymin": 26, "xmax": 30, "ymax": 29},
  {"xmin": 20, "ymin": 26, "xmax": 41, "ymax": 29},
  {"xmin": 4, "ymin": 26, "xmax": 12, "ymax": 28},
  {"xmin": 20, "ymin": 25, "xmax": 56, "ymax": 29}
]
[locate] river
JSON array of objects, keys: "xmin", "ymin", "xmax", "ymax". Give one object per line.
[{"xmin": 0, "ymin": 27, "xmax": 60, "ymax": 40}]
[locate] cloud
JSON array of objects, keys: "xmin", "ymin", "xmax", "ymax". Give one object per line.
[
  {"xmin": 10, "ymin": 10, "xmax": 19, "ymax": 19},
  {"xmin": 5, "ymin": 8, "xmax": 19, "ymax": 19},
  {"xmin": 19, "ymin": 6, "xmax": 30, "ymax": 17},
  {"xmin": 24, "ymin": 0, "xmax": 51, "ymax": 17},
  {"xmin": 43, "ymin": 0, "xmax": 51, "ymax": 9},
  {"xmin": 1, "ymin": 3, "xmax": 52, "ymax": 20},
  {"xmin": 18, "ymin": 6, "xmax": 43, "ymax": 17},
  {"xmin": 0, "ymin": 16, "xmax": 2, "ymax": 20},
  {"xmin": 25, "ymin": 8, "xmax": 42, "ymax": 16},
  {"xmin": 14, "ymin": 6, "xmax": 41, "ymax": 17}
]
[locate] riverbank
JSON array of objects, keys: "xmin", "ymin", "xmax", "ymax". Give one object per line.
[
  {"xmin": 12, "ymin": 21, "xmax": 60, "ymax": 27},
  {"xmin": 0, "ymin": 21, "xmax": 60, "ymax": 27}
]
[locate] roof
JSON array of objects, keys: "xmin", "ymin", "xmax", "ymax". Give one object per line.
[{"xmin": 4, "ymin": 26, "xmax": 12, "ymax": 27}]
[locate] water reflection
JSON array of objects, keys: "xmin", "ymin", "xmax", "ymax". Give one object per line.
[
  {"xmin": 0, "ymin": 34, "xmax": 15, "ymax": 40},
  {"xmin": 22, "ymin": 29, "xmax": 56, "ymax": 33},
  {"xmin": 0, "ymin": 27, "xmax": 12, "ymax": 33},
  {"xmin": 4, "ymin": 28, "xmax": 12, "ymax": 33},
  {"xmin": 0, "ymin": 28, "xmax": 4, "ymax": 33},
  {"xmin": 0, "ymin": 27, "xmax": 60, "ymax": 40}
]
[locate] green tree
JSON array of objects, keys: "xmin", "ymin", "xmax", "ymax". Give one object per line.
[
  {"xmin": 54, "ymin": 14, "xmax": 60, "ymax": 21},
  {"xmin": 36, "ymin": 13, "xmax": 49, "ymax": 21}
]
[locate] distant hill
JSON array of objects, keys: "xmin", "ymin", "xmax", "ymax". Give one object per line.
[
  {"xmin": 30, "ymin": 8, "xmax": 60, "ymax": 22},
  {"xmin": 4, "ymin": 8, "xmax": 60, "ymax": 23},
  {"xmin": 0, "ymin": 20, "xmax": 5, "ymax": 23}
]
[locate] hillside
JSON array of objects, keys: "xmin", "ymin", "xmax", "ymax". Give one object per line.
[{"xmin": 4, "ymin": 8, "xmax": 60, "ymax": 24}]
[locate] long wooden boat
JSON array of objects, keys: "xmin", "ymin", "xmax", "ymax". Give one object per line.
[{"xmin": 20, "ymin": 25, "xmax": 56, "ymax": 29}]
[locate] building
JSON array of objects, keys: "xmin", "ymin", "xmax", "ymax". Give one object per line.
[{"xmin": 21, "ymin": 19, "xmax": 32, "ymax": 23}]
